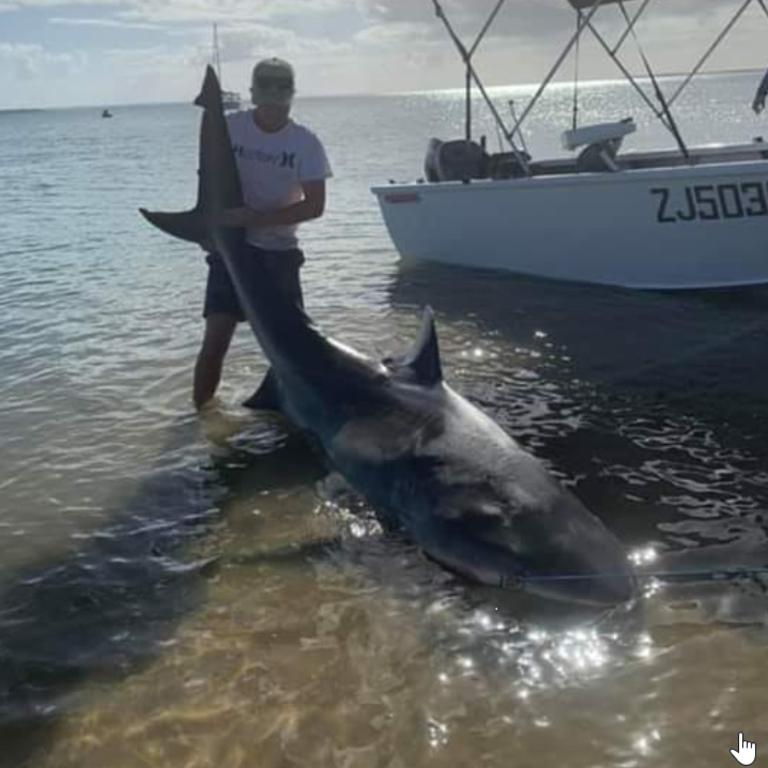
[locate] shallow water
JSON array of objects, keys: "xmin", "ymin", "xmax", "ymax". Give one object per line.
[{"xmin": 1, "ymin": 73, "xmax": 768, "ymax": 767}]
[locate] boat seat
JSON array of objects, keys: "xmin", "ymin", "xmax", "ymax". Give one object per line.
[
  {"xmin": 425, "ymin": 138, "xmax": 489, "ymax": 182},
  {"xmin": 487, "ymin": 150, "xmax": 531, "ymax": 179}
]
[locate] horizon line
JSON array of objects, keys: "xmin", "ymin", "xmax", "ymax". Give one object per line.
[{"xmin": 2, "ymin": 66, "xmax": 764, "ymax": 113}]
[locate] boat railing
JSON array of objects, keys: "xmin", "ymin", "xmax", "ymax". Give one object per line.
[{"xmin": 430, "ymin": 0, "xmax": 768, "ymax": 173}]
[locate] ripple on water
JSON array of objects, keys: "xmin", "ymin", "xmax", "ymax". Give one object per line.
[{"xmin": 2, "ymin": 87, "xmax": 768, "ymax": 767}]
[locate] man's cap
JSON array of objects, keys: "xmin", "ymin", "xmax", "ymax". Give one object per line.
[{"xmin": 251, "ymin": 58, "xmax": 295, "ymax": 106}]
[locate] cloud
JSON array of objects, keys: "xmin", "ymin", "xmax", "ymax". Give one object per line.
[
  {"xmin": 102, "ymin": 43, "xmax": 194, "ymax": 69},
  {"xmin": 358, "ymin": 0, "xmax": 765, "ymax": 44},
  {"xmin": 115, "ymin": 0, "xmax": 348, "ymax": 24},
  {"xmin": 2, "ymin": 0, "xmax": 120, "ymax": 7},
  {"xmin": 352, "ymin": 0, "xmax": 768, "ymax": 86},
  {"xmin": 200, "ymin": 23, "xmax": 303, "ymax": 62},
  {"xmin": 354, "ymin": 20, "xmax": 435, "ymax": 47},
  {"xmin": 0, "ymin": 41, "xmax": 87, "ymax": 78},
  {"xmin": 2, "ymin": 0, "xmax": 765, "ymax": 108},
  {"xmin": 2, "ymin": 0, "xmax": 349, "ymax": 21},
  {"xmin": 359, "ymin": 0, "xmax": 574, "ymax": 39},
  {"xmin": 49, "ymin": 15, "xmax": 161, "ymax": 29}
]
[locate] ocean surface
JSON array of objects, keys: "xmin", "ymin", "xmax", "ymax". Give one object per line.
[{"xmin": 2, "ymin": 71, "xmax": 768, "ymax": 767}]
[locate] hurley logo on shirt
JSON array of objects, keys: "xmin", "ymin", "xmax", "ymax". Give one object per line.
[{"xmin": 233, "ymin": 144, "xmax": 296, "ymax": 169}]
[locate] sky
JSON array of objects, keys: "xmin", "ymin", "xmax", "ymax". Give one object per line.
[{"xmin": 0, "ymin": 0, "xmax": 766, "ymax": 109}]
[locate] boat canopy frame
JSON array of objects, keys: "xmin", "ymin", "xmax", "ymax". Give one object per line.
[{"xmin": 431, "ymin": 0, "xmax": 768, "ymax": 175}]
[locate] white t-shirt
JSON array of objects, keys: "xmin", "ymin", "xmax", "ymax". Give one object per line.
[{"xmin": 226, "ymin": 111, "xmax": 332, "ymax": 251}]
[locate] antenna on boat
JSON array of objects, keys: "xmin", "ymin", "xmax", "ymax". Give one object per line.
[
  {"xmin": 213, "ymin": 22, "xmax": 223, "ymax": 82},
  {"xmin": 430, "ymin": 0, "xmax": 532, "ymax": 176},
  {"xmin": 571, "ymin": 8, "xmax": 582, "ymax": 131}
]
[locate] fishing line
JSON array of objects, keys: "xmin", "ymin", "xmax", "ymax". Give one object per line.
[{"xmin": 516, "ymin": 564, "xmax": 768, "ymax": 585}]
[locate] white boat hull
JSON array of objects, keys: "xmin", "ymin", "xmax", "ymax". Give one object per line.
[{"xmin": 372, "ymin": 160, "xmax": 768, "ymax": 289}]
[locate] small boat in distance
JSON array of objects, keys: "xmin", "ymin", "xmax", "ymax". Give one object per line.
[
  {"xmin": 372, "ymin": 0, "xmax": 768, "ymax": 290},
  {"xmin": 213, "ymin": 23, "xmax": 241, "ymax": 112},
  {"xmin": 101, "ymin": 109, "xmax": 113, "ymax": 118}
]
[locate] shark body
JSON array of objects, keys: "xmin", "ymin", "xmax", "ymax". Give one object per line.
[{"xmin": 140, "ymin": 67, "xmax": 636, "ymax": 606}]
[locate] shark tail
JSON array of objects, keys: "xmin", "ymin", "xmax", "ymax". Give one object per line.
[
  {"xmin": 139, "ymin": 207, "xmax": 207, "ymax": 245},
  {"xmin": 193, "ymin": 66, "xmax": 222, "ymax": 110}
]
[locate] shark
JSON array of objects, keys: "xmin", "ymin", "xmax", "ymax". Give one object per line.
[{"xmin": 140, "ymin": 66, "xmax": 636, "ymax": 607}]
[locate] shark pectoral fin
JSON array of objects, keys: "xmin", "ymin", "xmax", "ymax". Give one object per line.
[
  {"xmin": 400, "ymin": 306, "xmax": 443, "ymax": 386},
  {"xmin": 242, "ymin": 368, "xmax": 284, "ymax": 412},
  {"xmin": 139, "ymin": 207, "xmax": 207, "ymax": 245}
]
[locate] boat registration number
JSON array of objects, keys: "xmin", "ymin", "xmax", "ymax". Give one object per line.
[{"xmin": 651, "ymin": 182, "xmax": 768, "ymax": 223}]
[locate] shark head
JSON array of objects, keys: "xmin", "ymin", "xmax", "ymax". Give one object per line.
[
  {"xmin": 418, "ymin": 479, "xmax": 637, "ymax": 607},
  {"xmin": 378, "ymin": 313, "xmax": 636, "ymax": 609}
]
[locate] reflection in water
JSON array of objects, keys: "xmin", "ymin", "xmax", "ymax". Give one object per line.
[{"xmin": 0, "ymin": 415, "xmax": 325, "ymax": 768}]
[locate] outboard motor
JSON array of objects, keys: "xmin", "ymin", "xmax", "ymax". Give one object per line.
[{"xmin": 425, "ymin": 138, "xmax": 488, "ymax": 182}]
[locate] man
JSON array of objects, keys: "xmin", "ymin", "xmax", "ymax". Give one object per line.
[{"xmin": 194, "ymin": 57, "xmax": 332, "ymax": 410}]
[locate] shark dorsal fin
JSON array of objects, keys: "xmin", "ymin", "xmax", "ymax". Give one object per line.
[{"xmin": 401, "ymin": 306, "xmax": 443, "ymax": 386}]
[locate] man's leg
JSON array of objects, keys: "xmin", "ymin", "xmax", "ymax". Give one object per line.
[
  {"xmin": 194, "ymin": 313, "xmax": 238, "ymax": 410},
  {"xmin": 196, "ymin": 251, "xmax": 245, "ymax": 410}
]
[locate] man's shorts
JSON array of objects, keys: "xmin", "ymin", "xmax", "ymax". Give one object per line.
[{"xmin": 203, "ymin": 245, "xmax": 305, "ymax": 321}]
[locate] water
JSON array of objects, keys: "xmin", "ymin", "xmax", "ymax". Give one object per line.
[{"xmin": 1, "ymin": 72, "xmax": 768, "ymax": 767}]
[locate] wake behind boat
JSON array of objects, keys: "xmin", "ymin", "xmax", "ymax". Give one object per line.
[{"xmin": 372, "ymin": 0, "xmax": 768, "ymax": 290}]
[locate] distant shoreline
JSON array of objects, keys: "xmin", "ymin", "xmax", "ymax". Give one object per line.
[
  {"xmin": 0, "ymin": 108, "xmax": 45, "ymax": 114},
  {"xmin": 2, "ymin": 66, "xmax": 764, "ymax": 112}
]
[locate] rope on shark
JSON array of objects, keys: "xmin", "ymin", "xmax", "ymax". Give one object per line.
[{"xmin": 510, "ymin": 564, "xmax": 768, "ymax": 586}]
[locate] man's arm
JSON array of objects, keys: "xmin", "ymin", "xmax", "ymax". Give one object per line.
[{"xmin": 218, "ymin": 180, "xmax": 326, "ymax": 228}]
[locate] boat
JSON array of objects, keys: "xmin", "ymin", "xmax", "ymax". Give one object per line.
[
  {"xmin": 212, "ymin": 23, "xmax": 241, "ymax": 112},
  {"xmin": 101, "ymin": 109, "xmax": 113, "ymax": 118},
  {"xmin": 371, "ymin": 0, "xmax": 768, "ymax": 290}
]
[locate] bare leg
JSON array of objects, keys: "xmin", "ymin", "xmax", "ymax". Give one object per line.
[{"xmin": 194, "ymin": 314, "xmax": 238, "ymax": 410}]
